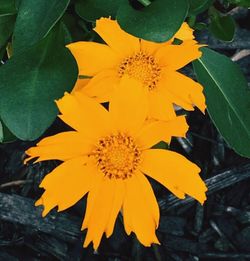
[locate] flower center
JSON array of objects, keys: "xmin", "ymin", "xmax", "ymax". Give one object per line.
[
  {"xmin": 93, "ymin": 133, "xmax": 141, "ymax": 179},
  {"xmin": 118, "ymin": 51, "xmax": 161, "ymax": 91}
]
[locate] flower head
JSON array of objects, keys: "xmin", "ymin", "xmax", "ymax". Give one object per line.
[
  {"xmin": 25, "ymin": 77, "xmax": 207, "ymax": 250},
  {"xmin": 68, "ymin": 18, "xmax": 206, "ymax": 121}
]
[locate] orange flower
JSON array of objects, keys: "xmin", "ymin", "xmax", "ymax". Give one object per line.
[
  {"xmin": 67, "ymin": 19, "xmax": 206, "ymax": 121},
  {"xmin": 25, "ymin": 77, "xmax": 207, "ymax": 250}
]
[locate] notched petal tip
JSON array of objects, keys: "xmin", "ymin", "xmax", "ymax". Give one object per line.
[
  {"xmin": 83, "ymin": 233, "xmax": 100, "ymax": 251},
  {"xmin": 83, "ymin": 239, "xmax": 90, "ymax": 249},
  {"xmin": 153, "ymin": 237, "xmax": 161, "ymax": 246},
  {"xmin": 198, "ymin": 192, "xmax": 207, "ymax": 205},
  {"xmin": 23, "ymin": 155, "xmax": 32, "ymax": 165},
  {"xmin": 55, "ymin": 92, "xmax": 70, "ymax": 104},
  {"xmin": 138, "ymin": 233, "xmax": 160, "ymax": 247},
  {"xmin": 35, "ymin": 198, "xmax": 42, "ymax": 207},
  {"xmin": 94, "ymin": 17, "xmax": 112, "ymax": 30},
  {"xmin": 35, "ymin": 198, "xmax": 51, "ymax": 217},
  {"xmin": 24, "ymin": 150, "xmax": 41, "ymax": 164},
  {"xmin": 42, "ymin": 208, "xmax": 49, "ymax": 218}
]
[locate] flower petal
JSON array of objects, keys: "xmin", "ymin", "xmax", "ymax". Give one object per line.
[
  {"xmin": 72, "ymin": 78, "xmax": 90, "ymax": 93},
  {"xmin": 155, "ymin": 41, "xmax": 202, "ymax": 70},
  {"xmin": 140, "ymin": 22, "xmax": 194, "ymax": 55},
  {"xmin": 105, "ymin": 180, "xmax": 125, "ymax": 237},
  {"xmin": 67, "ymin": 41, "xmax": 118, "ymax": 76},
  {"xmin": 148, "ymin": 90, "xmax": 176, "ymax": 121},
  {"xmin": 123, "ymin": 171, "xmax": 160, "ymax": 246},
  {"xmin": 140, "ymin": 39, "xmax": 169, "ymax": 55},
  {"xmin": 25, "ymin": 131, "xmax": 93, "ymax": 163},
  {"xmin": 82, "ymin": 69, "xmax": 119, "ymax": 103},
  {"xmin": 83, "ymin": 178, "xmax": 124, "ymax": 250},
  {"xmin": 174, "ymin": 22, "xmax": 195, "ymax": 41},
  {"xmin": 94, "ymin": 18, "xmax": 140, "ymax": 56},
  {"xmin": 163, "ymin": 71, "xmax": 206, "ymax": 113},
  {"xmin": 136, "ymin": 116, "xmax": 188, "ymax": 149},
  {"xmin": 140, "ymin": 149, "xmax": 207, "ymax": 204},
  {"xmin": 56, "ymin": 92, "xmax": 112, "ymax": 141},
  {"xmin": 35, "ymin": 157, "xmax": 98, "ymax": 216},
  {"xmin": 109, "ymin": 76, "xmax": 148, "ymax": 135}
]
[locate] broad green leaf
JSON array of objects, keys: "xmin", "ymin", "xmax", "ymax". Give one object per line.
[
  {"xmin": 13, "ymin": 0, "xmax": 70, "ymax": 53},
  {"xmin": 0, "ymin": 15, "xmax": 16, "ymax": 49},
  {"xmin": 209, "ymin": 15, "xmax": 235, "ymax": 42},
  {"xmin": 227, "ymin": 0, "xmax": 250, "ymax": 7},
  {"xmin": 0, "ymin": 28, "xmax": 78, "ymax": 140},
  {"xmin": 0, "ymin": 120, "xmax": 17, "ymax": 142},
  {"xmin": 0, "ymin": 0, "xmax": 16, "ymax": 49},
  {"xmin": 0, "ymin": 46, "xmax": 5, "ymax": 61},
  {"xmin": 61, "ymin": 14, "xmax": 88, "ymax": 44},
  {"xmin": 117, "ymin": 0, "xmax": 189, "ymax": 42},
  {"xmin": 193, "ymin": 48, "xmax": 250, "ymax": 158},
  {"xmin": 188, "ymin": 0, "xmax": 214, "ymax": 15},
  {"xmin": 75, "ymin": 0, "xmax": 123, "ymax": 22},
  {"xmin": 0, "ymin": 121, "xmax": 3, "ymax": 142},
  {"xmin": 0, "ymin": 0, "xmax": 16, "ymax": 15}
]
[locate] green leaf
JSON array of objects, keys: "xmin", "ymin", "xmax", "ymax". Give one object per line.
[
  {"xmin": 0, "ymin": 120, "xmax": 17, "ymax": 143},
  {"xmin": 193, "ymin": 22, "xmax": 207, "ymax": 30},
  {"xmin": 0, "ymin": 0, "xmax": 16, "ymax": 50},
  {"xmin": 209, "ymin": 15, "xmax": 235, "ymax": 42},
  {"xmin": 0, "ymin": 15, "xmax": 16, "ymax": 49},
  {"xmin": 193, "ymin": 48, "xmax": 250, "ymax": 158},
  {"xmin": 0, "ymin": 27, "xmax": 78, "ymax": 141},
  {"xmin": 0, "ymin": 46, "xmax": 6, "ymax": 61},
  {"xmin": 0, "ymin": 121, "xmax": 3, "ymax": 142},
  {"xmin": 13, "ymin": 0, "xmax": 70, "ymax": 53},
  {"xmin": 227, "ymin": 0, "xmax": 250, "ymax": 7},
  {"xmin": 75, "ymin": 0, "xmax": 123, "ymax": 22},
  {"xmin": 61, "ymin": 13, "xmax": 89, "ymax": 44},
  {"xmin": 0, "ymin": 0, "xmax": 17, "ymax": 15},
  {"xmin": 188, "ymin": 0, "xmax": 214, "ymax": 15},
  {"xmin": 117, "ymin": 0, "xmax": 189, "ymax": 42}
]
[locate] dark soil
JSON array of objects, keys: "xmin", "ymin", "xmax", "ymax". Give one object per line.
[{"xmin": 0, "ymin": 7, "xmax": 249, "ymax": 261}]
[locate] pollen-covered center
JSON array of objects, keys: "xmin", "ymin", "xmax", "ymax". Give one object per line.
[
  {"xmin": 118, "ymin": 51, "xmax": 161, "ymax": 91},
  {"xmin": 93, "ymin": 133, "xmax": 141, "ymax": 179}
]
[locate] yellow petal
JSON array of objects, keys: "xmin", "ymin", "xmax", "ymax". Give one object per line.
[
  {"xmin": 174, "ymin": 22, "xmax": 195, "ymax": 41},
  {"xmin": 140, "ymin": 22, "xmax": 194, "ymax": 55},
  {"xmin": 136, "ymin": 116, "xmax": 188, "ymax": 149},
  {"xmin": 25, "ymin": 131, "xmax": 93, "ymax": 163},
  {"xmin": 105, "ymin": 180, "xmax": 125, "ymax": 237},
  {"xmin": 67, "ymin": 41, "xmax": 118, "ymax": 76},
  {"xmin": 83, "ymin": 178, "xmax": 123, "ymax": 250},
  {"xmin": 82, "ymin": 69, "xmax": 119, "ymax": 103},
  {"xmin": 163, "ymin": 71, "xmax": 206, "ymax": 113},
  {"xmin": 148, "ymin": 90, "xmax": 176, "ymax": 121},
  {"xmin": 36, "ymin": 157, "xmax": 98, "ymax": 216},
  {"xmin": 56, "ymin": 92, "xmax": 112, "ymax": 141},
  {"xmin": 140, "ymin": 39, "xmax": 169, "ymax": 55},
  {"xmin": 155, "ymin": 41, "xmax": 202, "ymax": 70},
  {"xmin": 140, "ymin": 149, "xmax": 207, "ymax": 204},
  {"xmin": 94, "ymin": 18, "xmax": 140, "ymax": 56},
  {"xmin": 109, "ymin": 76, "xmax": 148, "ymax": 135},
  {"xmin": 71, "ymin": 78, "xmax": 90, "ymax": 93},
  {"xmin": 81, "ymin": 174, "xmax": 103, "ymax": 231},
  {"xmin": 158, "ymin": 78, "xmax": 194, "ymax": 111},
  {"xmin": 161, "ymin": 116, "xmax": 189, "ymax": 142},
  {"xmin": 123, "ymin": 171, "xmax": 160, "ymax": 246}
]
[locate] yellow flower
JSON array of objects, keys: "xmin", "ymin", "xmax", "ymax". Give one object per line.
[
  {"xmin": 25, "ymin": 77, "xmax": 207, "ymax": 250},
  {"xmin": 68, "ymin": 19, "xmax": 206, "ymax": 121}
]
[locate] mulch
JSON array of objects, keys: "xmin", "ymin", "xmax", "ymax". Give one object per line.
[{"xmin": 0, "ymin": 7, "xmax": 249, "ymax": 261}]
